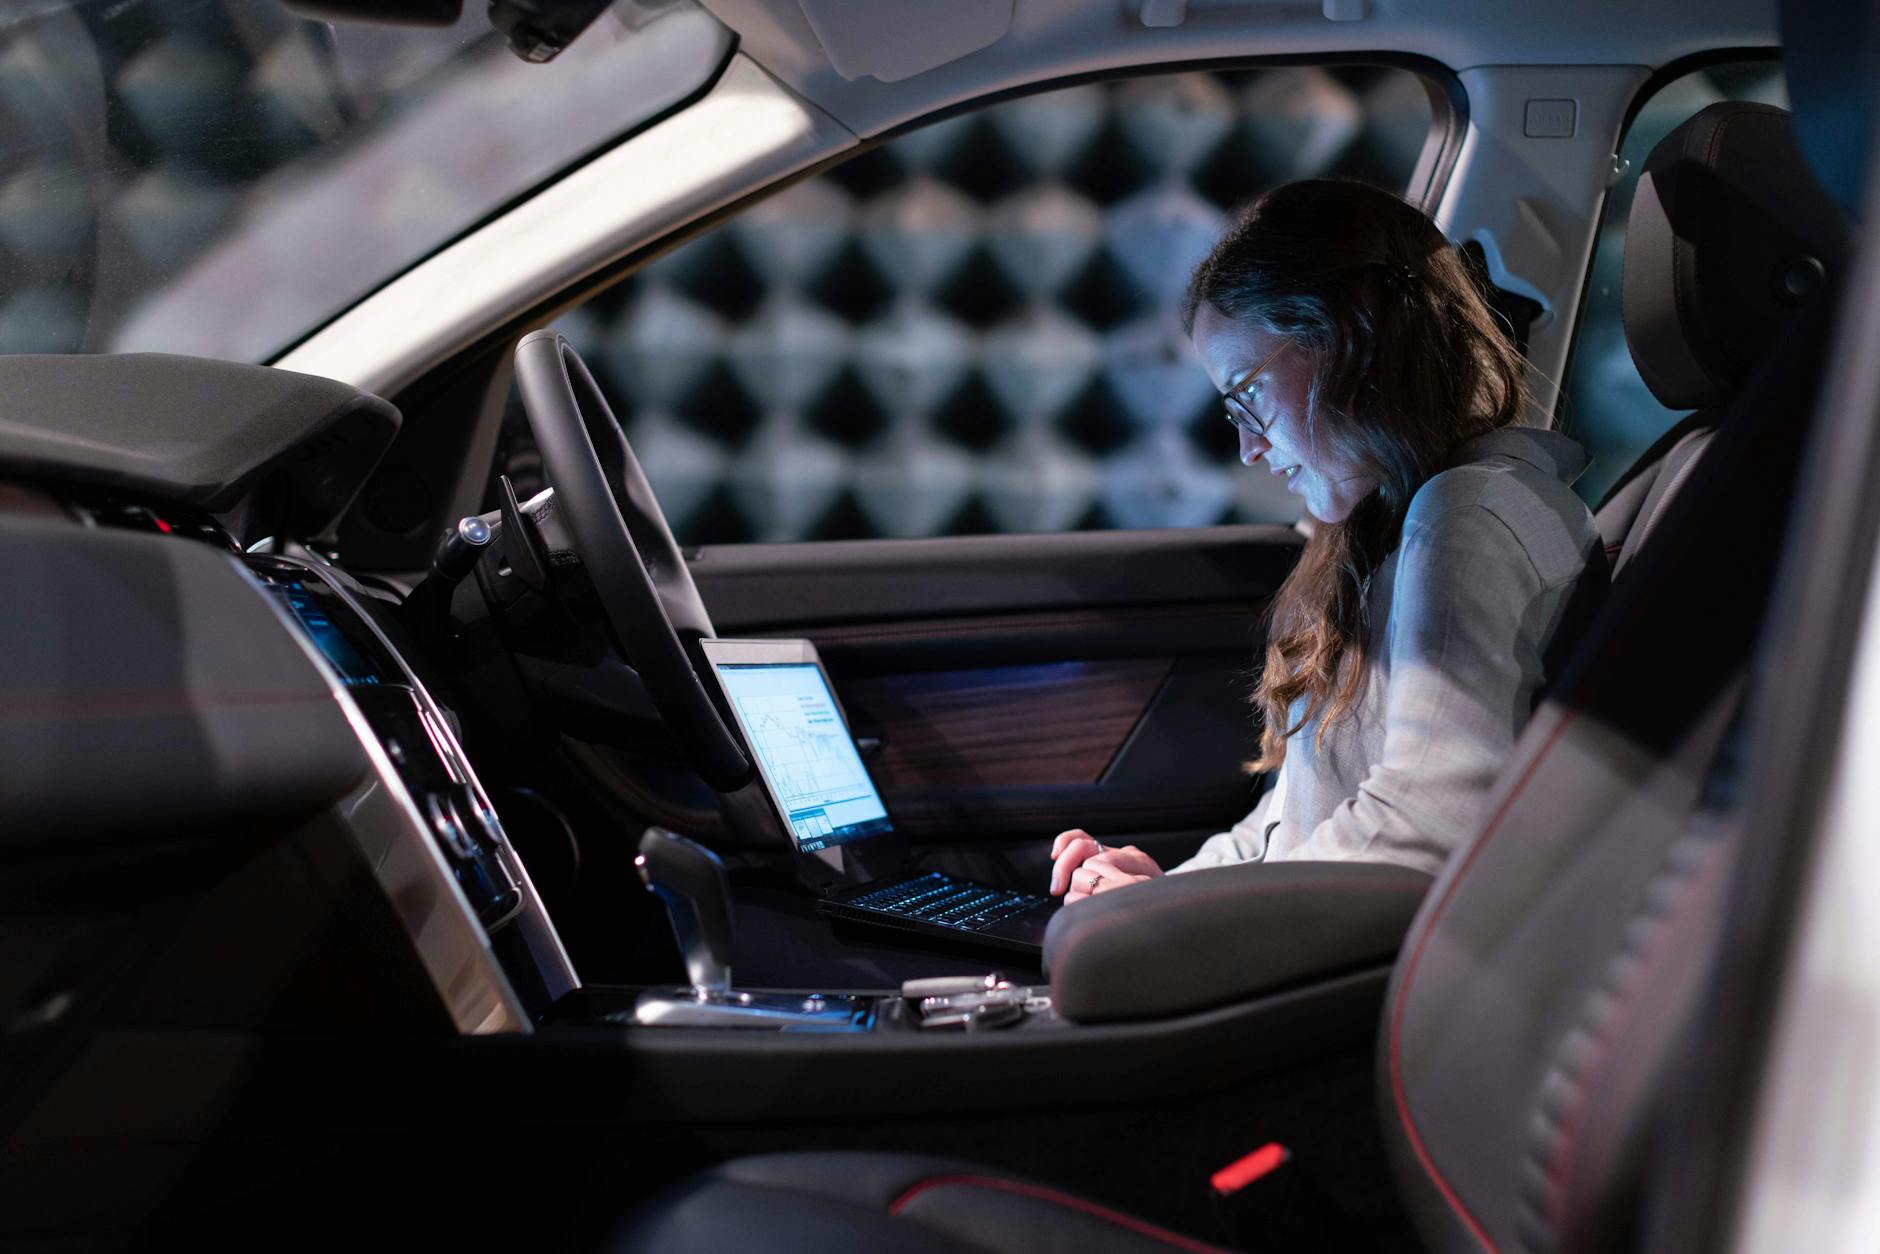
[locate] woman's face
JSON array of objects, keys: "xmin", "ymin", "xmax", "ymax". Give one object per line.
[{"xmin": 1192, "ymin": 303, "xmax": 1380, "ymax": 524}]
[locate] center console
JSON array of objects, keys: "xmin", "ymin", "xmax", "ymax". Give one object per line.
[
  {"xmin": 232, "ymin": 544, "xmax": 1413, "ymax": 1080},
  {"xmin": 236, "ymin": 542, "xmax": 1074, "ymax": 1043},
  {"xmin": 240, "ymin": 550, "xmax": 577, "ymax": 1032},
  {"xmin": 624, "ymin": 825, "xmax": 1056, "ymax": 1032}
]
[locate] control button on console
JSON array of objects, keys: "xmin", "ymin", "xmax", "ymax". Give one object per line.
[{"xmin": 425, "ymin": 791, "xmax": 478, "ymax": 861}]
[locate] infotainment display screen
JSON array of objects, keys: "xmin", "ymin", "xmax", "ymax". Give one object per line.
[{"xmin": 254, "ymin": 570, "xmax": 384, "ymax": 687}]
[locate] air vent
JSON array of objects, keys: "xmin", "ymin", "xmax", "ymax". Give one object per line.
[{"xmin": 75, "ymin": 499, "xmax": 238, "ymax": 550}]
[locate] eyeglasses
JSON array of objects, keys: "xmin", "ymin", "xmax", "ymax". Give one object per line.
[{"xmin": 1220, "ymin": 340, "xmax": 1290, "ymax": 440}]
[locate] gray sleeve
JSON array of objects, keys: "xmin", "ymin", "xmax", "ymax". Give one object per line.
[
  {"xmin": 1168, "ymin": 768, "xmax": 1286, "ymax": 873},
  {"xmin": 1288, "ymin": 503, "xmax": 1549, "ymax": 876}
]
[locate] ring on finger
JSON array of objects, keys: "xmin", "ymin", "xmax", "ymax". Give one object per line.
[{"xmin": 1082, "ymin": 868, "xmax": 1103, "ymax": 892}]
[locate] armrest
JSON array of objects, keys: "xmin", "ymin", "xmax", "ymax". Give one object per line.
[{"xmin": 1043, "ymin": 861, "xmax": 1433, "ymax": 1023}]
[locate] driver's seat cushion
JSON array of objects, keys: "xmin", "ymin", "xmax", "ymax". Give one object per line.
[{"xmin": 614, "ymin": 1152, "xmax": 1230, "ymax": 1254}]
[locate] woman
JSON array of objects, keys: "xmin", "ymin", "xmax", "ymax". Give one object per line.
[{"xmin": 1051, "ymin": 179, "xmax": 1599, "ymax": 903}]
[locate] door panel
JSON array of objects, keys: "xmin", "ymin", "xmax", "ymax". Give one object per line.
[
  {"xmin": 840, "ymin": 658, "xmax": 1173, "ymax": 790},
  {"xmin": 690, "ymin": 525, "xmax": 1302, "ymax": 630},
  {"xmin": 691, "ymin": 525, "xmax": 1301, "ymax": 845},
  {"xmin": 766, "ymin": 601, "xmax": 1266, "ymax": 674}
]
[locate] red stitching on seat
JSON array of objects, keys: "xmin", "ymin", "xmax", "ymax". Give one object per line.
[
  {"xmin": 1539, "ymin": 835, "xmax": 1726, "ymax": 1233},
  {"xmin": 887, "ymin": 1175, "xmax": 1227, "ymax": 1253},
  {"xmin": 1387, "ymin": 707, "xmax": 1582, "ymax": 1254}
]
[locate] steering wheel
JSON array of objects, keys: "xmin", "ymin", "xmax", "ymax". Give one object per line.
[{"xmin": 512, "ymin": 329, "xmax": 752, "ymax": 792}]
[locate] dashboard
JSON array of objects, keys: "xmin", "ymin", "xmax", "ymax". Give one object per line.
[
  {"xmin": 52, "ymin": 496, "xmax": 581, "ymax": 1033},
  {"xmin": 241, "ymin": 548, "xmax": 579, "ymax": 1029},
  {"xmin": 0, "ymin": 340, "xmax": 592, "ymax": 1039},
  {"xmin": 0, "ymin": 350, "xmax": 1418, "ymax": 1254},
  {"xmin": 0, "ymin": 346, "xmax": 1045, "ymax": 1048}
]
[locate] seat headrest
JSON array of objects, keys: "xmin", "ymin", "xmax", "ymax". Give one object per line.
[{"xmin": 1622, "ymin": 102, "xmax": 1847, "ymax": 411}]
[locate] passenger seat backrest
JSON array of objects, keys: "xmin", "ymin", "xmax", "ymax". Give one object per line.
[
  {"xmin": 1594, "ymin": 417, "xmax": 1716, "ymax": 576},
  {"xmin": 1382, "ymin": 103, "xmax": 1848, "ymax": 1254},
  {"xmin": 1593, "ymin": 101, "xmax": 1846, "ymax": 577}
]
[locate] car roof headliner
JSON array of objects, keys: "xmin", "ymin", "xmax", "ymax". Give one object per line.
[{"xmin": 700, "ymin": 0, "xmax": 1778, "ymax": 140}]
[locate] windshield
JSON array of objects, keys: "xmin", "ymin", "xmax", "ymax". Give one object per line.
[{"xmin": 0, "ymin": 0, "xmax": 729, "ymax": 363}]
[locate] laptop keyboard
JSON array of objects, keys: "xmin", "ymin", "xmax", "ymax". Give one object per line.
[{"xmin": 848, "ymin": 872, "xmax": 1049, "ymax": 933}]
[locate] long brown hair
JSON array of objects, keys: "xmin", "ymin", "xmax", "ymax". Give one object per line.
[{"xmin": 1182, "ymin": 180, "xmax": 1532, "ymax": 771}]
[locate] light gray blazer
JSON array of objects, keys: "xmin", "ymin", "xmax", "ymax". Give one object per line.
[{"xmin": 1173, "ymin": 427, "xmax": 1599, "ymax": 878}]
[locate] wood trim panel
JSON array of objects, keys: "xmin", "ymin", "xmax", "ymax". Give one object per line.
[
  {"xmin": 839, "ymin": 658, "xmax": 1173, "ymax": 790},
  {"xmin": 783, "ymin": 601, "xmax": 1267, "ymax": 676}
]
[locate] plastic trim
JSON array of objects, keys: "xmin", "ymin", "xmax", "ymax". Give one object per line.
[
  {"xmin": 234, "ymin": 553, "xmax": 577, "ymax": 1031},
  {"xmin": 275, "ymin": 54, "xmax": 858, "ymax": 398}
]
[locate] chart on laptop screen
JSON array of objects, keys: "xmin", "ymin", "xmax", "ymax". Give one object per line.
[{"xmin": 715, "ymin": 663, "xmax": 892, "ymax": 851}]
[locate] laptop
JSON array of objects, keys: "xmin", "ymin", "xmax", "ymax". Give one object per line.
[{"xmin": 699, "ymin": 638, "xmax": 1056, "ymax": 955}]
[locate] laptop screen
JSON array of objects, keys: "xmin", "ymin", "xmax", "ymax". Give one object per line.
[{"xmin": 713, "ymin": 661, "xmax": 893, "ymax": 852}]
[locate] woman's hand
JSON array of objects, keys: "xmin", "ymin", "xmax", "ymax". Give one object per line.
[{"xmin": 1049, "ymin": 829, "xmax": 1164, "ymax": 903}]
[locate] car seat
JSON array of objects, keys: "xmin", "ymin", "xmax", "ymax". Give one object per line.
[
  {"xmin": 1592, "ymin": 102, "xmax": 1845, "ymax": 577},
  {"xmin": 611, "ymin": 87, "xmax": 1855, "ymax": 1254}
]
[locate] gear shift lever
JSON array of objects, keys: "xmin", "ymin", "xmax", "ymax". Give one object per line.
[
  {"xmin": 635, "ymin": 826, "xmax": 734, "ymax": 994},
  {"xmin": 626, "ymin": 828, "xmax": 871, "ymax": 1030}
]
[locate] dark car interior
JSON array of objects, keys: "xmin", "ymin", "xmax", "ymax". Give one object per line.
[{"xmin": 3, "ymin": 0, "xmax": 1876, "ymax": 1250}]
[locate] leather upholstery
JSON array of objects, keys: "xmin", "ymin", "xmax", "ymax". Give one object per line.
[
  {"xmin": 1593, "ymin": 411, "xmax": 1714, "ymax": 551},
  {"xmin": 619, "ymin": 78, "xmax": 1862, "ymax": 1254},
  {"xmin": 1380, "ymin": 107, "xmax": 1848, "ymax": 1245},
  {"xmin": 618, "ymin": 1153, "xmax": 1231, "ymax": 1254},
  {"xmin": 1621, "ymin": 102, "xmax": 1845, "ymax": 410},
  {"xmin": 1043, "ymin": 861, "xmax": 1431, "ymax": 1024},
  {"xmin": 1593, "ymin": 419, "xmax": 1717, "ymax": 576},
  {"xmin": 1598, "ymin": 105, "xmax": 1827, "ymax": 586},
  {"xmin": 1383, "ymin": 266, "xmax": 1842, "ymax": 1254},
  {"xmin": 1610, "ymin": 426, "xmax": 1713, "ymax": 574}
]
